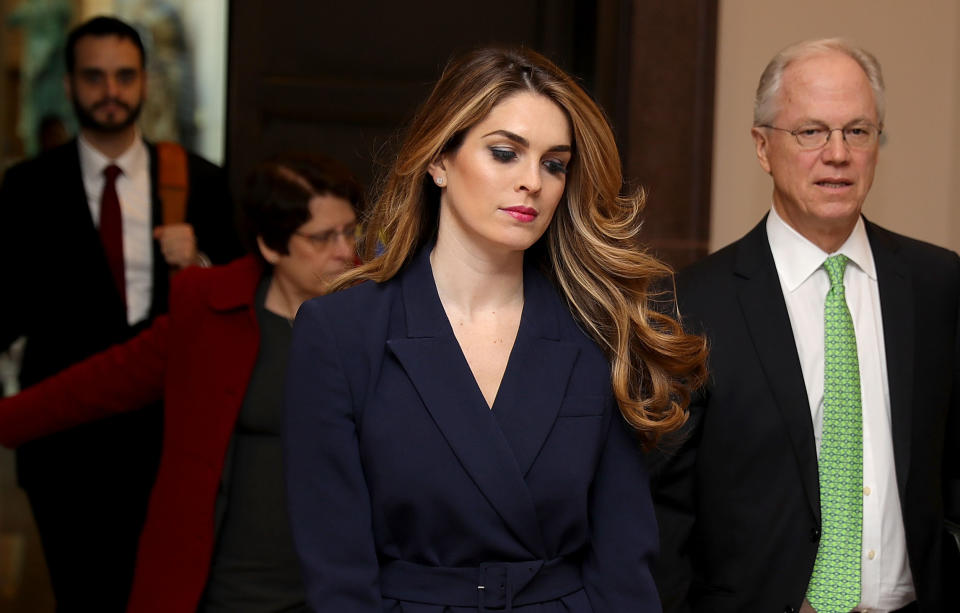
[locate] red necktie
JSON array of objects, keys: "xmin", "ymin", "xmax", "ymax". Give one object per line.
[{"xmin": 100, "ymin": 164, "xmax": 126, "ymax": 311}]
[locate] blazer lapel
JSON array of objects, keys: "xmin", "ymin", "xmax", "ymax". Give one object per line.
[
  {"xmin": 386, "ymin": 249, "xmax": 547, "ymax": 556},
  {"xmin": 867, "ymin": 221, "xmax": 914, "ymax": 497},
  {"xmin": 58, "ymin": 140, "xmax": 101, "ymax": 250},
  {"xmin": 489, "ymin": 265, "xmax": 580, "ymax": 477},
  {"xmin": 735, "ymin": 220, "xmax": 820, "ymax": 520}
]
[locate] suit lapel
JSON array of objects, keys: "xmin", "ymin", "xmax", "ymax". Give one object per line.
[
  {"xmin": 59, "ymin": 140, "xmax": 101, "ymax": 248},
  {"xmin": 63, "ymin": 142, "xmax": 96, "ymax": 231},
  {"xmin": 735, "ymin": 220, "xmax": 820, "ymax": 520},
  {"xmin": 867, "ymin": 221, "xmax": 914, "ymax": 497},
  {"xmin": 489, "ymin": 265, "xmax": 580, "ymax": 477},
  {"xmin": 386, "ymin": 249, "xmax": 548, "ymax": 555}
]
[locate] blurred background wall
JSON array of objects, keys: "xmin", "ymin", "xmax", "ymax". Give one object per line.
[{"xmin": 1, "ymin": 0, "xmax": 226, "ymax": 165}]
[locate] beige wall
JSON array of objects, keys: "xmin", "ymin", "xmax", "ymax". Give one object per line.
[{"xmin": 711, "ymin": 0, "xmax": 960, "ymax": 253}]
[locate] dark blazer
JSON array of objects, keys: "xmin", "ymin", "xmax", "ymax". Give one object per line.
[
  {"xmin": 652, "ymin": 217, "xmax": 960, "ymax": 613},
  {"xmin": 0, "ymin": 256, "xmax": 268, "ymax": 613},
  {"xmin": 0, "ymin": 138, "xmax": 241, "ymax": 608},
  {"xmin": 0, "ymin": 138, "xmax": 241, "ymax": 480},
  {"xmin": 284, "ymin": 248, "xmax": 661, "ymax": 612}
]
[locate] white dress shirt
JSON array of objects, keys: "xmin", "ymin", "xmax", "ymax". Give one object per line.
[
  {"xmin": 766, "ymin": 206, "xmax": 915, "ymax": 612},
  {"xmin": 78, "ymin": 134, "xmax": 153, "ymax": 326}
]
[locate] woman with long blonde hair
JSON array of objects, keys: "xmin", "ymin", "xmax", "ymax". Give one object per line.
[{"xmin": 284, "ymin": 46, "xmax": 707, "ymax": 612}]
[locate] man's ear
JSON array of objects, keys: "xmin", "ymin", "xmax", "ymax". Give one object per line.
[
  {"xmin": 751, "ymin": 126, "xmax": 773, "ymax": 175},
  {"xmin": 256, "ymin": 236, "xmax": 282, "ymax": 265}
]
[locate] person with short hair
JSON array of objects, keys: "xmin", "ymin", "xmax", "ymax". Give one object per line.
[
  {"xmin": 653, "ymin": 38, "xmax": 960, "ymax": 613},
  {"xmin": 0, "ymin": 15, "xmax": 240, "ymax": 610},
  {"xmin": 0, "ymin": 154, "xmax": 360, "ymax": 612},
  {"xmin": 284, "ymin": 46, "xmax": 708, "ymax": 612}
]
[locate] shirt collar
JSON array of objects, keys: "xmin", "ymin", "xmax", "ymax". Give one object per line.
[
  {"xmin": 766, "ymin": 204, "xmax": 877, "ymax": 292},
  {"xmin": 77, "ymin": 130, "xmax": 147, "ymax": 182}
]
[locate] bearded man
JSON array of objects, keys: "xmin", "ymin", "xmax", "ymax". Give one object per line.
[{"xmin": 0, "ymin": 15, "xmax": 240, "ymax": 611}]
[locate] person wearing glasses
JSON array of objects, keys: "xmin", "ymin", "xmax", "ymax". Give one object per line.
[
  {"xmin": 652, "ymin": 38, "xmax": 960, "ymax": 613},
  {"xmin": 0, "ymin": 154, "xmax": 362, "ymax": 613}
]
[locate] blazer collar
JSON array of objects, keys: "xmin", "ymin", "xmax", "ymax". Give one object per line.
[
  {"xmin": 56, "ymin": 139, "xmax": 95, "ymax": 225},
  {"xmin": 735, "ymin": 218, "xmax": 821, "ymax": 520},
  {"xmin": 387, "ymin": 247, "xmax": 579, "ymax": 556},
  {"xmin": 864, "ymin": 219, "xmax": 914, "ymax": 497}
]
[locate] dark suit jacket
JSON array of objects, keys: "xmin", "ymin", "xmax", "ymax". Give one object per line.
[
  {"xmin": 0, "ymin": 138, "xmax": 241, "ymax": 488},
  {"xmin": 652, "ymin": 217, "xmax": 960, "ymax": 613},
  {"xmin": 0, "ymin": 256, "xmax": 266, "ymax": 612},
  {"xmin": 284, "ymin": 247, "xmax": 662, "ymax": 612}
]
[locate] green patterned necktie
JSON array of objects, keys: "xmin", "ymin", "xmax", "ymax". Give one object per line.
[{"xmin": 806, "ymin": 254, "xmax": 863, "ymax": 612}]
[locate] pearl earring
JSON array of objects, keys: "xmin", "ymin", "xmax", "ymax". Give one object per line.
[{"xmin": 435, "ymin": 176, "xmax": 445, "ymax": 187}]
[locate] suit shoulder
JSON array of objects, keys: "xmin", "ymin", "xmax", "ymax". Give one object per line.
[
  {"xmin": 670, "ymin": 235, "xmax": 762, "ymax": 333},
  {"xmin": 1, "ymin": 142, "xmax": 76, "ymax": 186},
  {"xmin": 1, "ymin": 157, "xmax": 33, "ymax": 184},
  {"xmin": 296, "ymin": 280, "xmax": 396, "ymax": 383},
  {"xmin": 674, "ymin": 239, "xmax": 741, "ymax": 301},
  {"xmin": 869, "ymin": 223, "xmax": 960, "ymax": 275},
  {"xmin": 678, "ymin": 240, "xmax": 739, "ymax": 281},
  {"xmin": 301, "ymin": 279, "xmax": 394, "ymax": 331},
  {"xmin": 310, "ymin": 278, "xmax": 391, "ymax": 311},
  {"xmin": 147, "ymin": 141, "xmax": 224, "ymax": 182},
  {"xmin": 185, "ymin": 150, "xmax": 225, "ymax": 179}
]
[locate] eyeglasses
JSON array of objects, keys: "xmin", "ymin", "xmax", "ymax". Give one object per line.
[
  {"xmin": 758, "ymin": 123, "xmax": 882, "ymax": 150},
  {"xmin": 294, "ymin": 224, "xmax": 359, "ymax": 247}
]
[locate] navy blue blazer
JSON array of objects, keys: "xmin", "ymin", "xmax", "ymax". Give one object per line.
[{"xmin": 284, "ymin": 247, "xmax": 661, "ymax": 612}]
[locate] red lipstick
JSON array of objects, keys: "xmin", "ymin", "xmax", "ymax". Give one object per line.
[{"xmin": 502, "ymin": 206, "xmax": 538, "ymax": 223}]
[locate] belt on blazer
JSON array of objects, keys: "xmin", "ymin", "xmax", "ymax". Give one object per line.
[{"xmin": 379, "ymin": 557, "xmax": 582, "ymax": 611}]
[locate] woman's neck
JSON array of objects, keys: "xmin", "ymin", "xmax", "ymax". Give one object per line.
[
  {"xmin": 429, "ymin": 233, "xmax": 524, "ymax": 316},
  {"xmin": 264, "ymin": 273, "xmax": 309, "ymax": 323}
]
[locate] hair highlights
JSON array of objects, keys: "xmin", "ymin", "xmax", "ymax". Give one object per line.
[{"xmin": 333, "ymin": 47, "xmax": 706, "ymax": 448}]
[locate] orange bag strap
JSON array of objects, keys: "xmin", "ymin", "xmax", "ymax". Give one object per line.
[{"xmin": 156, "ymin": 141, "xmax": 189, "ymax": 225}]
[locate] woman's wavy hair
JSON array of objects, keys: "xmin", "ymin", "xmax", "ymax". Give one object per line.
[{"xmin": 332, "ymin": 46, "xmax": 707, "ymax": 448}]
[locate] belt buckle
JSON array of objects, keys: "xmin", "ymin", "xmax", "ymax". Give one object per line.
[{"xmin": 478, "ymin": 563, "xmax": 509, "ymax": 612}]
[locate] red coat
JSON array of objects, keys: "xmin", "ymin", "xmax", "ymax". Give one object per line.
[{"xmin": 0, "ymin": 255, "xmax": 264, "ymax": 612}]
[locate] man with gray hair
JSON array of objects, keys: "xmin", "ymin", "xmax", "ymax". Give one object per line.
[{"xmin": 653, "ymin": 38, "xmax": 959, "ymax": 613}]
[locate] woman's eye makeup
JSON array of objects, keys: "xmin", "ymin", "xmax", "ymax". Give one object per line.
[
  {"xmin": 490, "ymin": 147, "xmax": 517, "ymax": 162},
  {"xmin": 490, "ymin": 146, "xmax": 568, "ymax": 176},
  {"xmin": 544, "ymin": 159, "xmax": 568, "ymax": 175}
]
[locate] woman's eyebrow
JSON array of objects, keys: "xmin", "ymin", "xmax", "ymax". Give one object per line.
[
  {"xmin": 482, "ymin": 129, "xmax": 571, "ymax": 152},
  {"xmin": 483, "ymin": 129, "xmax": 529, "ymax": 146}
]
